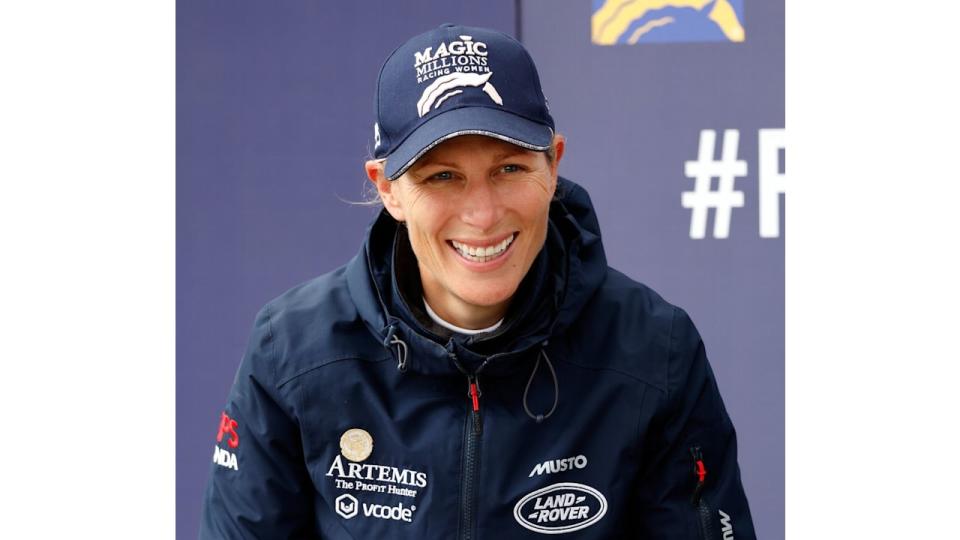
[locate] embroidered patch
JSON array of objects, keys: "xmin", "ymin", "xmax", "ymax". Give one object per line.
[
  {"xmin": 513, "ymin": 482, "xmax": 608, "ymax": 534},
  {"xmin": 340, "ymin": 428, "xmax": 374, "ymax": 462}
]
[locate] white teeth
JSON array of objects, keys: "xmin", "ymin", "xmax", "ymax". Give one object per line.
[{"xmin": 451, "ymin": 234, "xmax": 515, "ymax": 262}]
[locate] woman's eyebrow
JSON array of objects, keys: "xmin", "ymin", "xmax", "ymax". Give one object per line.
[
  {"xmin": 413, "ymin": 147, "xmax": 531, "ymax": 172},
  {"xmin": 412, "ymin": 157, "xmax": 459, "ymax": 171},
  {"xmin": 492, "ymin": 148, "xmax": 531, "ymax": 161}
]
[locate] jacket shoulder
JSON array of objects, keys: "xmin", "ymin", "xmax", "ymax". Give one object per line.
[
  {"xmin": 564, "ymin": 267, "xmax": 694, "ymax": 394},
  {"xmin": 255, "ymin": 266, "xmax": 387, "ymax": 386}
]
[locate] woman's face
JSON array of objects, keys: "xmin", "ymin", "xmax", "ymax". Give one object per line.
[{"xmin": 367, "ymin": 134, "xmax": 564, "ymax": 328}]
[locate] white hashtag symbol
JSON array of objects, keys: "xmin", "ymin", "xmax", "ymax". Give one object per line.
[{"xmin": 682, "ymin": 129, "xmax": 747, "ymax": 239}]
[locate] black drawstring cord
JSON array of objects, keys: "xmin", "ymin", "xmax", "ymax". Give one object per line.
[{"xmin": 523, "ymin": 340, "xmax": 559, "ymax": 423}]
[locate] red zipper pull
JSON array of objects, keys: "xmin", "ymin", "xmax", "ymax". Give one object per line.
[
  {"xmin": 469, "ymin": 381, "xmax": 480, "ymax": 412},
  {"xmin": 468, "ymin": 375, "xmax": 482, "ymax": 434},
  {"xmin": 690, "ymin": 446, "xmax": 707, "ymax": 504}
]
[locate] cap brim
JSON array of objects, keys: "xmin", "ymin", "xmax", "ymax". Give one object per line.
[{"xmin": 384, "ymin": 107, "xmax": 554, "ymax": 180}]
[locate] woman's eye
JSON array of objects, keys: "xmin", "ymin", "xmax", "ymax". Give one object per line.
[{"xmin": 429, "ymin": 171, "xmax": 454, "ymax": 181}]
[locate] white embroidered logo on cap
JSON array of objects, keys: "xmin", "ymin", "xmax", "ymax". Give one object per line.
[
  {"xmin": 413, "ymin": 34, "xmax": 500, "ymax": 117},
  {"xmin": 417, "ymin": 72, "xmax": 502, "ymax": 117}
]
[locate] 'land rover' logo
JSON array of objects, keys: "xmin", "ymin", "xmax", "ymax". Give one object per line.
[{"xmin": 513, "ymin": 482, "xmax": 608, "ymax": 534}]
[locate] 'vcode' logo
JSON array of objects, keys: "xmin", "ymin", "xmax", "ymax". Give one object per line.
[{"xmin": 335, "ymin": 494, "xmax": 359, "ymax": 519}]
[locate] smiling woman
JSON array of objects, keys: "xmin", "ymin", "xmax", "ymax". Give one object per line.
[
  {"xmin": 366, "ymin": 135, "xmax": 564, "ymax": 330},
  {"xmin": 200, "ymin": 23, "xmax": 756, "ymax": 540}
]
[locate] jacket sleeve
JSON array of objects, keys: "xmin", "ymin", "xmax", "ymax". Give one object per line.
[
  {"xmin": 632, "ymin": 307, "xmax": 756, "ymax": 539},
  {"xmin": 199, "ymin": 306, "xmax": 317, "ymax": 539}
]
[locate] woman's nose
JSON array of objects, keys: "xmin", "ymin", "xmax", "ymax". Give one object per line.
[{"xmin": 460, "ymin": 178, "xmax": 502, "ymax": 232}]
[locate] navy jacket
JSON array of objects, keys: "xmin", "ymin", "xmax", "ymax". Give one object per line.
[{"xmin": 199, "ymin": 178, "xmax": 756, "ymax": 539}]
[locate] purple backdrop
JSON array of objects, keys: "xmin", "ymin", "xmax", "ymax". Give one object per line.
[{"xmin": 177, "ymin": 1, "xmax": 783, "ymax": 538}]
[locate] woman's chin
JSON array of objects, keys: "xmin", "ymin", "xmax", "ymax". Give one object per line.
[{"xmin": 454, "ymin": 282, "xmax": 519, "ymax": 310}]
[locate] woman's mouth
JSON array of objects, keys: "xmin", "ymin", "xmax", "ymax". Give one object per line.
[{"xmin": 448, "ymin": 233, "xmax": 517, "ymax": 264}]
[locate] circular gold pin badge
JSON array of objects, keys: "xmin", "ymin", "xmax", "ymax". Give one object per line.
[{"xmin": 340, "ymin": 428, "xmax": 374, "ymax": 462}]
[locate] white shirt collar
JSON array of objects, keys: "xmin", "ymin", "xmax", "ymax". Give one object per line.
[{"xmin": 422, "ymin": 297, "xmax": 504, "ymax": 335}]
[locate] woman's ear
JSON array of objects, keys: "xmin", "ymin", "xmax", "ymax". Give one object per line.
[
  {"xmin": 364, "ymin": 160, "xmax": 405, "ymax": 222},
  {"xmin": 551, "ymin": 134, "xmax": 566, "ymax": 174}
]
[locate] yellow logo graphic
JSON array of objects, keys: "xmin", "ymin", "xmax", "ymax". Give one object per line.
[{"xmin": 592, "ymin": 0, "xmax": 745, "ymax": 45}]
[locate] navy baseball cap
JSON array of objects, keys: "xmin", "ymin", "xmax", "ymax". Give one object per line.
[{"xmin": 372, "ymin": 24, "xmax": 555, "ymax": 180}]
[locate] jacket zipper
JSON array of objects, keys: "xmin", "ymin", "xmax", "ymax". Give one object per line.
[
  {"xmin": 690, "ymin": 446, "xmax": 716, "ymax": 539},
  {"xmin": 459, "ymin": 373, "xmax": 483, "ymax": 540}
]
